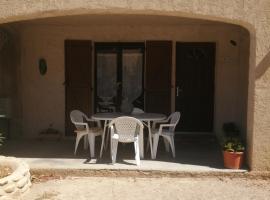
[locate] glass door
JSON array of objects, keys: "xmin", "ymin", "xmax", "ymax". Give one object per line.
[
  {"xmin": 95, "ymin": 43, "xmax": 144, "ymax": 113},
  {"xmin": 96, "ymin": 51, "xmax": 118, "ymax": 112}
]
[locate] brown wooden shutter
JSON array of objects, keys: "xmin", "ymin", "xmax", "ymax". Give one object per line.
[
  {"xmin": 65, "ymin": 40, "xmax": 92, "ymax": 136},
  {"xmin": 145, "ymin": 41, "xmax": 172, "ymax": 115}
]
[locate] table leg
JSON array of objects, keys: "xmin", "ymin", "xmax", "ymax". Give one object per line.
[
  {"xmin": 99, "ymin": 120, "xmax": 107, "ymax": 158},
  {"xmin": 147, "ymin": 121, "xmax": 154, "ymax": 159}
]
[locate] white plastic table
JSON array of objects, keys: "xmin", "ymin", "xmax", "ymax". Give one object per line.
[{"xmin": 92, "ymin": 112, "xmax": 166, "ymax": 159}]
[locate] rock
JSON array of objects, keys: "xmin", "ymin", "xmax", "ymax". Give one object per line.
[
  {"xmin": 0, "ymin": 156, "xmax": 31, "ymax": 198},
  {"xmin": 0, "ymin": 179, "xmax": 8, "ymax": 186},
  {"xmin": 16, "ymin": 177, "xmax": 27, "ymax": 189},
  {"xmin": 0, "ymin": 196, "xmax": 9, "ymax": 200},
  {"xmin": 11, "ymin": 174, "xmax": 23, "ymax": 182},
  {"xmin": 20, "ymin": 184, "xmax": 29, "ymax": 193},
  {"xmin": 3, "ymin": 184, "xmax": 15, "ymax": 193},
  {"xmin": 0, "ymin": 188, "xmax": 5, "ymax": 196}
]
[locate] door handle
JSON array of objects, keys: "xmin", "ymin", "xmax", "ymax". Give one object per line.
[{"xmin": 176, "ymin": 86, "xmax": 183, "ymax": 97}]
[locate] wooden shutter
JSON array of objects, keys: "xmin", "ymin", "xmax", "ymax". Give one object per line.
[
  {"xmin": 65, "ymin": 40, "xmax": 92, "ymax": 136},
  {"xmin": 145, "ymin": 41, "xmax": 172, "ymax": 115}
]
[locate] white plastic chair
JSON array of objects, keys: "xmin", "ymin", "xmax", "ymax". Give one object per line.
[
  {"xmin": 131, "ymin": 107, "xmax": 145, "ymax": 114},
  {"xmin": 151, "ymin": 112, "xmax": 181, "ymax": 159},
  {"xmin": 70, "ymin": 110, "xmax": 102, "ymax": 158},
  {"xmin": 109, "ymin": 116, "xmax": 144, "ymax": 166}
]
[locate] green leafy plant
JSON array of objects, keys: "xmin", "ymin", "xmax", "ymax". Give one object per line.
[
  {"xmin": 222, "ymin": 122, "xmax": 245, "ymax": 152},
  {"xmin": 223, "ymin": 138, "xmax": 245, "ymax": 152}
]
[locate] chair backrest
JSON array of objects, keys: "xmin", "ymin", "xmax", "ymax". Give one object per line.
[
  {"xmin": 168, "ymin": 112, "xmax": 181, "ymax": 132},
  {"xmin": 132, "ymin": 107, "xmax": 145, "ymax": 114},
  {"xmin": 70, "ymin": 110, "xmax": 86, "ymax": 130},
  {"xmin": 109, "ymin": 116, "xmax": 144, "ymax": 143}
]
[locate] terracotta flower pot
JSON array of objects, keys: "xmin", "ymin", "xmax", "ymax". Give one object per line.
[{"xmin": 223, "ymin": 151, "xmax": 244, "ymax": 169}]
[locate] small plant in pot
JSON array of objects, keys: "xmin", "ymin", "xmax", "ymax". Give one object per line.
[{"xmin": 222, "ymin": 122, "xmax": 245, "ymax": 169}]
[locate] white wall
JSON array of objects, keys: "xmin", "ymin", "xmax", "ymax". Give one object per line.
[{"xmin": 15, "ymin": 22, "xmax": 249, "ymax": 138}]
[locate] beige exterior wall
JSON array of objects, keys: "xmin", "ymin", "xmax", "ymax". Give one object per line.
[
  {"xmin": 12, "ymin": 21, "xmax": 248, "ymax": 142},
  {"xmin": 0, "ymin": 0, "xmax": 269, "ymax": 170}
]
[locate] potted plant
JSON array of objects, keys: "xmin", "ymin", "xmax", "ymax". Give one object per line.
[{"xmin": 222, "ymin": 122, "xmax": 245, "ymax": 169}]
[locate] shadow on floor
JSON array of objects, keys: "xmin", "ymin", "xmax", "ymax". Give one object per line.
[{"xmin": 0, "ymin": 134, "xmax": 226, "ymax": 169}]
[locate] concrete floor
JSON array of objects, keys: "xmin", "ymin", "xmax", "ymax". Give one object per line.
[{"xmin": 0, "ymin": 135, "xmax": 247, "ymax": 172}]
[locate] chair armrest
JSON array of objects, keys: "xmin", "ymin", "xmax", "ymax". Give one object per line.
[
  {"xmin": 158, "ymin": 124, "xmax": 175, "ymax": 133},
  {"xmin": 86, "ymin": 117, "xmax": 102, "ymax": 128},
  {"xmin": 73, "ymin": 122, "xmax": 89, "ymax": 132},
  {"xmin": 82, "ymin": 113, "xmax": 95, "ymax": 122},
  {"xmin": 152, "ymin": 118, "xmax": 170, "ymax": 129},
  {"xmin": 85, "ymin": 116, "xmax": 95, "ymax": 122}
]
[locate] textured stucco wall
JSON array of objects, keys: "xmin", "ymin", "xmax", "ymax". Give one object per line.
[
  {"xmin": 15, "ymin": 22, "xmax": 248, "ymax": 143},
  {"xmin": 0, "ymin": 0, "xmax": 269, "ymax": 170}
]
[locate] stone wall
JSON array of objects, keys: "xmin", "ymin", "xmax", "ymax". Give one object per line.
[{"xmin": 0, "ymin": 156, "xmax": 31, "ymax": 199}]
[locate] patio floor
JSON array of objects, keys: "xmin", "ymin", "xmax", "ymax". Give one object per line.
[{"xmin": 0, "ymin": 134, "xmax": 247, "ymax": 173}]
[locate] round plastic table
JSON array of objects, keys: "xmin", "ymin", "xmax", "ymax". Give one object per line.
[{"xmin": 92, "ymin": 112, "xmax": 166, "ymax": 159}]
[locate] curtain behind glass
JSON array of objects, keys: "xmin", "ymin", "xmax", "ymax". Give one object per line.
[
  {"xmin": 97, "ymin": 53, "xmax": 117, "ymax": 101},
  {"xmin": 122, "ymin": 50, "xmax": 143, "ymax": 103}
]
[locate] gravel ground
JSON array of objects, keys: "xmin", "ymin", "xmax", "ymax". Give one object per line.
[{"xmin": 22, "ymin": 176, "xmax": 270, "ymax": 200}]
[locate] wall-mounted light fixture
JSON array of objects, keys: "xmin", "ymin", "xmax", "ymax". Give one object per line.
[
  {"xmin": 39, "ymin": 58, "xmax": 47, "ymax": 75},
  {"xmin": 230, "ymin": 40, "xmax": 237, "ymax": 46}
]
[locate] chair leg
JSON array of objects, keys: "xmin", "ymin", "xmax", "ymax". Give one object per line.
[
  {"xmin": 134, "ymin": 140, "xmax": 140, "ymax": 166},
  {"xmin": 111, "ymin": 139, "xmax": 118, "ymax": 164},
  {"xmin": 74, "ymin": 134, "xmax": 85, "ymax": 155},
  {"xmin": 105, "ymin": 127, "xmax": 110, "ymax": 150},
  {"xmin": 163, "ymin": 137, "xmax": 170, "ymax": 152},
  {"xmin": 100, "ymin": 131, "xmax": 106, "ymax": 158},
  {"xmin": 152, "ymin": 134, "xmax": 160, "ymax": 159},
  {"xmin": 168, "ymin": 136, "xmax": 176, "ymax": 158},
  {"xmin": 83, "ymin": 135, "xmax": 89, "ymax": 149},
  {"xmin": 146, "ymin": 135, "xmax": 151, "ymax": 152},
  {"xmin": 100, "ymin": 121, "xmax": 108, "ymax": 158},
  {"xmin": 103, "ymin": 128, "xmax": 107, "ymax": 151},
  {"xmin": 88, "ymin": 134, "xmax": 95, "ymax": 158}
]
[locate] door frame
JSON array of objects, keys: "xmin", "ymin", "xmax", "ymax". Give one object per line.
[{"xmin": 175, "ymin": 42, "xmax": 216, "ymax": 132}]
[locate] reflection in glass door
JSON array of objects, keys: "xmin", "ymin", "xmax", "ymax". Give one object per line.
[
  {"xmin": 95, "ymin": 43, "xmax": 144, "ymax": 113},
  {"xmin": 122, "ymin": 49, "xmax": 143, "ymax": 109},
  {"xmin": 96, "ymin": 52, "xmax": 118, "ymax": 112}
]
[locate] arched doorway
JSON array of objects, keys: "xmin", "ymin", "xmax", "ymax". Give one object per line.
[{"xmin": 0, "ymin": 13, "xmax": 252, "ymax": 169}]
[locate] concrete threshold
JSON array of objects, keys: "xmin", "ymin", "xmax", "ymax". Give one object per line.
[{"xmin": 29, "ymin": 168, "xmax": 270, "ymax": 181}]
